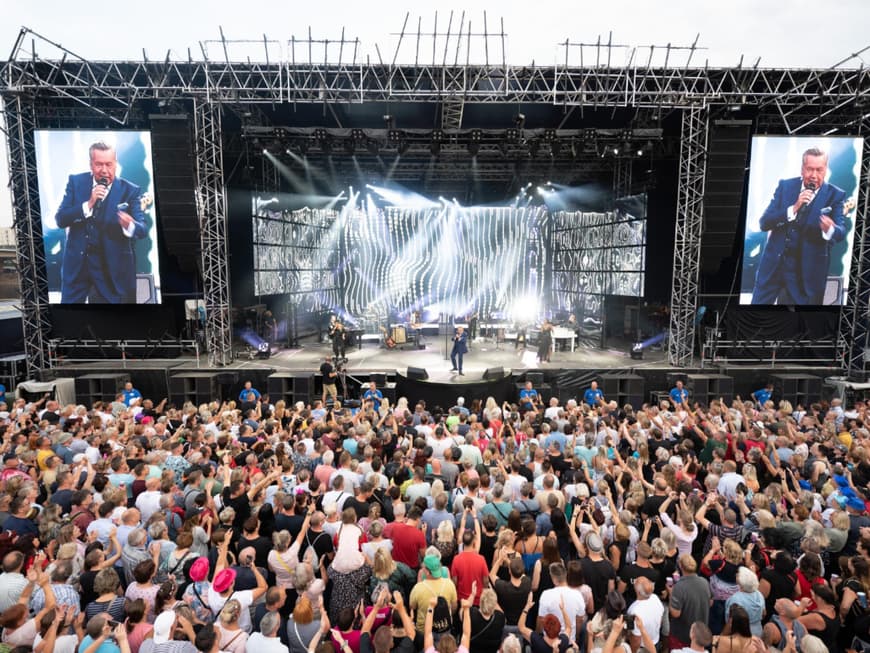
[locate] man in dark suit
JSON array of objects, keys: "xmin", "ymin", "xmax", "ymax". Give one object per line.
[
  {"xmin": 450, "ymin": 326, "xmax": 468, "ymax": 376},
  {"xmin": 55, "ymin": 142, "xmax": 148, "ymax": 303},
  {"xmin": 751, "ymin": 147, "xmax": 846, "ymax": 305}
]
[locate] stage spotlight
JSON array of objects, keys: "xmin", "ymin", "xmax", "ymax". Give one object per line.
[
  {"xmin": 388, "ymin": 130, "xmax": 402, "ymax": 144},
  {"xmin": 430, "ymin": 130, "xmax": 444, "ymax": 156},
  {"xmin": 383, "ymin": 114, "xmax": 395, "ymax": 129},
  {"xmin": 468, "ymin": 134, "xmax": 481, "ymax": 156},
  {"xmin": 630, "ymin": 342, "xmax": 644, "ymax": 360},
  {"xmin": 514, "ymin": 113, "xmax": 526, "ymax": 129},
  {"xmin": 257, "ymin": 341, "xmax": 271, "ymax": 359},
  {"xmin": 506, "ymin": 128, "xmax": 519, "ymax": 142}
]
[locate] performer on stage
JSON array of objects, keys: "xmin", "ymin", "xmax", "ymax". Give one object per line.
[
  {"xmin": 262, "ymin": 310, "xmax": 277, "ymax": 345},
  {"xmin": 537, "ymin": 319, "xmax": 553, "ymax": 364},
  {"xmin": 410, "ymin": 310, "xmax": 424, "ymax": 346},
  {"xmin": 450, "ymin": 326, "xmax": 468, "ymax": 376},
  {"xmin": 751, "ymin": 147, "xmax": 846, "ymax": 305},
  {"xmin": 329, "ymin": 320, "xmax": 347, "ymax": 359},
  {"xmin": 468, "ymin": 311, "xmax": 479, "ymax": 341},
  {"xmin": 320, "ymin": 355, "xmax": 338, "ymax": 405},
  {"xmin": 55, "ymin": 141, "xmax": 148, "ymax": 303}
]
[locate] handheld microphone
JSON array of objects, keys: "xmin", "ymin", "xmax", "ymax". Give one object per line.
[
  {"xmin": 94, "ymin": 177, "xmax": 109, "ymax": 211},
  {"xmin": 797, "ymin": 181, "xmax": 817, "ymax": 217}
]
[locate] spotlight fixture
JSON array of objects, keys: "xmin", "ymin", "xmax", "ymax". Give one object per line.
[
  {"xmin": 543, "ymin": 129, "xmax": 557, "ymax": 142},
  {"xmin": 514, "ymin": 113, "xmax": 526, "ymax": 129},
  {"xmin": 505, "ymin": 128, "xmax": 519, "ymax": 142},
  {"xmin": 430, "ymin": 130, "xmax": 444, "ymax": 156},
  {"xmin": 383, "ymin": 114, "xmax": 395, "ymax": 129},
  {"xmin": 387, "ymin": 130, "xmax": 402, "ymax": 144},
  {"xmin": 351, "ymin": 128, "xmax": 366, "ymax": 142},
  {"xmin": 468, "ymin": 129, "xmax": 482, "ymax": 156},
  {"xmin": 257, "ymin": 341, "xmax": 271, "ymax": 360}
]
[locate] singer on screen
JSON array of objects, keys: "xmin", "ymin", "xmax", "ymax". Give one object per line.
[
  {"xmin": 750, "ymin": 147, "xmax": 846, "ymax": 305},
  {"xmin": 54, "ymin": 141, "xmax": 147, "ymax": 303}
]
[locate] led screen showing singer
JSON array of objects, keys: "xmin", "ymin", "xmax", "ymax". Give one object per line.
[
  {"xmin": 35, "ymin": 130, "xmax": 162, "ymax": 304},
  {"xmin": 740, "ymin": 135, "xmax": 862, "ymax": 306}
]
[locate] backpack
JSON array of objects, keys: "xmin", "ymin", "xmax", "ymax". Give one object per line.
[
  {"xmin": 303, "ymin": 531, "xmax": 328, "ymax": 572},
  {"xmin": 424, "ymin": 584, "xmax": 454, "ymax": 634}
]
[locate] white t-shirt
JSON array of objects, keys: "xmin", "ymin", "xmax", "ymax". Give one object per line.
[
  {"xmin": 538, "ymin": 586, "xmax": 586, "ymax": 632},
  {"xmin": 34, "ymin": 633, "xmax": 78, "ymax": 653},
  {"xmin": 627, "ymin": 595, "xmax": 665, "ymax": 645},
  {"xmin": 246, "ymin": 632, "xmax": 289, "ymax": 653},
  {"xmin": 207, "ymin": 587, "xmax": 255, "ymax": 633},
  {"xmin": 135, "ymin": 490, "xmax": 162, "ymax": 523}
]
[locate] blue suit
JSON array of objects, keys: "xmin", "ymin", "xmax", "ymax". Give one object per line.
[
  {"xmin": 751, "ymin": 177, "xmax": 846, "ymax": 305},
  {"xmin": 450, "ymin": 329, "xmax": 468, "ymax": 373},
  {"xmin": 55, "ymin": 172, "xmax": 147, "ymax": 303}
]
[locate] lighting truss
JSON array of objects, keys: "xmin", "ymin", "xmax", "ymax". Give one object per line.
[
  {"xmin": 837, "ymin": 130, "xmax": 870, "ymax": 378},
  {"xmin": 668, "ymin": 105, "xmax": 708, "ymax": 367},
  {"xmin": 2, "ymin": 25, "xmax": 870, "ymax": 373}
]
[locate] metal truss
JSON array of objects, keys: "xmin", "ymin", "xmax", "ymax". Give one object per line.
[
  {"xmin": 2, "ymin": 95, "xmax": 50, "ymax": 378},
  {"xmin": 612, "ymin": 158, "xmax": 633, "ymax": 199},
  {"xmin": 193, "ymin": 99, "xmax": 233, "ymax": 366},
  {"xmin": 668, "ymin": 105, "xmax": 709, "ymax": 367},
  {"xmin": 837, "ymin": 131, "xmax": 870, "ymax": 378}
]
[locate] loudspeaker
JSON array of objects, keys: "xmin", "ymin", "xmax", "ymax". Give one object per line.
[
  {"xmin": 407, "ymin": 366, "xmax": 429, "ymax": 381},
  {"xmin": 482, "ymin": 367, "xmax": 504, "ymax": 380}
]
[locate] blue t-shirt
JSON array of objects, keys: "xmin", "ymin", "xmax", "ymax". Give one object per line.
[
  {"xmin": 239, "ymin": 387, "xmax": 261, "ymax": 401},
  {"xmin": 122, "ymin": 388, "xmax": 142, "ymax": 406},
  {"xmin": 752, "ymin": 388, "xmax": 772, "ymax": 406},
  {"xmin": 669, "ymin": 386, "xmax": 689, "ymax": 405},
  {"xmin": 78, "ymin": 636, "xmax": 121, "ymax": 653},
  {"xmin": 362, "ymin": 389, "xmax": 383, "ymax": 402},
  {"xmin": 584, "ymin": 387, "xmax": 604, "ymax": 407},
  {"xmin": 519, "ymin": 389, "xmax": 538, "ymax": 409}
]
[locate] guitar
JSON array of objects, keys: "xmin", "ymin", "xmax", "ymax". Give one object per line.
[{"xmin": 379, "ymin": 326, "xmax": 396, "ymax": 349}]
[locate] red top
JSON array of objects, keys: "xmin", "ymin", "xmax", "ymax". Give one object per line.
[
  {"xmin": 389, "ymin": 521, "xmax": 426, "ymax": 570},
  {"xmin": 450, "ymin": 550, "xmax": 490, "ymax": 606}
]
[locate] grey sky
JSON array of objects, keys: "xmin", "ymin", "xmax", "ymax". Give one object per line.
[{"xmin": 1, "ymin": 0, "xmax": 868, "ymax": 227}]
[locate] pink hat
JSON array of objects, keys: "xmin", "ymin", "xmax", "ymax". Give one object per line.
[
  {"xmin": 189, "ymin": 557, "xmax": 210, "ymax": 583},
  {"xmin": 212, "ymin": 568, "xmax": 236, "ymax": 593}
]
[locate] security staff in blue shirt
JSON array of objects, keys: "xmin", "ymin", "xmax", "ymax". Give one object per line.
[
  {"xmin": 752, "ymin": 383, "xmax": 774, "ymax": 408},
  {"xmin": 519, "ymin": 381, "xmax": 540, "ymax": 413},
  {"xmin": 362, "ymin": 382, "xmax": 383, "ymax": 403},
  {"xmin": 122, "ymin": 381, "xmax": 142, "ymax": 406},
  {"xmin": 583, "ymin": 381, "xmax": 605, "ymax": 408},
  {"xmin": 669, "ymin": 380, "xmax": 689, "ymax": 408},
  {"xmin": 238, "ymin": 380, "xmax": 261, "ymax": 402}
]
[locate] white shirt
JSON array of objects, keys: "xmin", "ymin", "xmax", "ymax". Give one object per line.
[
  {"xmin": 82, "ymin": 178, "xmax": 137, "ymax": 238},
  {"xmin": 539, "ymin": 586, "xmax": 586, "ymax": 632},
  {"xmin": 717, "ymin": 472, "xmax": 747, "ymax": 501},
  {"xmin": 627, "ymin": 595, "xmax": 665, "ymax": 645},
  {"xmin": 786, "ymin": 184, "xmax": 835, "ymax": 240},
  {"xmin": 85, "ymin": 446, "xmax": 102, "ymax": 465},
  {"xmin": 0, "ymin": 572, "xmax": 27, "ymax": 612},
  {"xmin": 246, "ymin": 632, "xmax": 289, "ymax": 653},
  {"xmin": 135, "ymin": 490, "xmax": 162, "ymax": 523},
  {"xmin": 208, "ymin": 587, "xmax": 255, "ymax": 633}
]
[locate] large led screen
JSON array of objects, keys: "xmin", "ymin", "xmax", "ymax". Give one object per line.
[
  {"xmin": 740, "ymin": 136, "xmax": 863, "ymax": 306},
  {"xmin": 35, "ymin": 130, "xmax": 162, "ymax": 304}
]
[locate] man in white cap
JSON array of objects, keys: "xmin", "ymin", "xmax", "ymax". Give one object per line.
[{"xmin": 140, "ymin": 610, "xmax": 198, "ymax": 653}]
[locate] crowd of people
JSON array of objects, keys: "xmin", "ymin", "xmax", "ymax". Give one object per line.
[{"xmin": 0, "ymin": 376, "xmax": 868, "ymax": 653}]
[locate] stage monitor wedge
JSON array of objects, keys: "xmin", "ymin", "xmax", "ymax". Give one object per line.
[
  {"xmin": 407, "ymin": 366, "xmax": 429, "ymax": 381},
  {"xmin": 483, "ymin": 367, "xmax": 505, "ymax": 381}
]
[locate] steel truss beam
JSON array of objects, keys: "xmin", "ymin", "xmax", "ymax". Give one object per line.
[
  {"xmin": 837, "ymin": 131, "xmax": 870, "ymax": 378},
  {"xmin": 193, "ymin": 99, "xmax": 233, "ymax": 366},
  {"xmin": 669, "ymin": 105, "xmax": 709, "ymax": 367},
  {"xmin": 2, "ymin": 95, "xmax": 50, "ymax": 377}
]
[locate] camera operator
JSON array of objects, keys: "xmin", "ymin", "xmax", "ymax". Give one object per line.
[{"xmin": 320, "ymin": 355, "xmax": 339, "ymax": 406}]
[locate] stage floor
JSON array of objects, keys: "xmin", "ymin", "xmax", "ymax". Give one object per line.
[{"xmin": 246, "ymin": 337, "xmax": 668, "ymax": 380}]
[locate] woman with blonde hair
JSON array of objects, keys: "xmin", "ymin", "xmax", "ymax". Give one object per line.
[
  {"xmin": 702, "ymin": 538, "xmax": 743, "ymax": 635},
  {"xmin": 434, "ymin": 520, "xmax": 457, "ymax": 568},
  {"xmin": 268, "ymin": 505, "xmax": 315, "ymax": 587},
  {"xmin": 658, "ymin": 492, "xmax": 698, "ymax": 555},
  {"xmin": 742, "ymin": 464, "xmax": 760, "ymax": 493},
  {"xmin": 215, "ymin": 598, "xmax": 249, "ymax": 652},
  {"xmin": 393, "ymin": 397, "xmax": 409, "ymax": 419},
  {"xmin": 369, "ymin": 547, "xmax": 415, "ymax": 602}
]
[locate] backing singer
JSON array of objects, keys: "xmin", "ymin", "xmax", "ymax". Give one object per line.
[
  {"xmin": 55, "ymin": 142, "xmax": 148, "ymax": 303},
  {"xmin": 750, "ymin": 147, "xmax": 846, "ymax": 305}
]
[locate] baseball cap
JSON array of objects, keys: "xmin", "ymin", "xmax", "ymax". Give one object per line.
[{"xmin": 153, "ymin": 611, "xmax": 176, "ymax": 644}]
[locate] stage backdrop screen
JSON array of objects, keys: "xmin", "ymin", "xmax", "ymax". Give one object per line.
[
  {"xmin": 740, "ymin": 135, "xmax": 863, "ymax": 306},
  {"xmin": 35, "ymin": 130, "xmax": 162, "ymax": 304}
]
